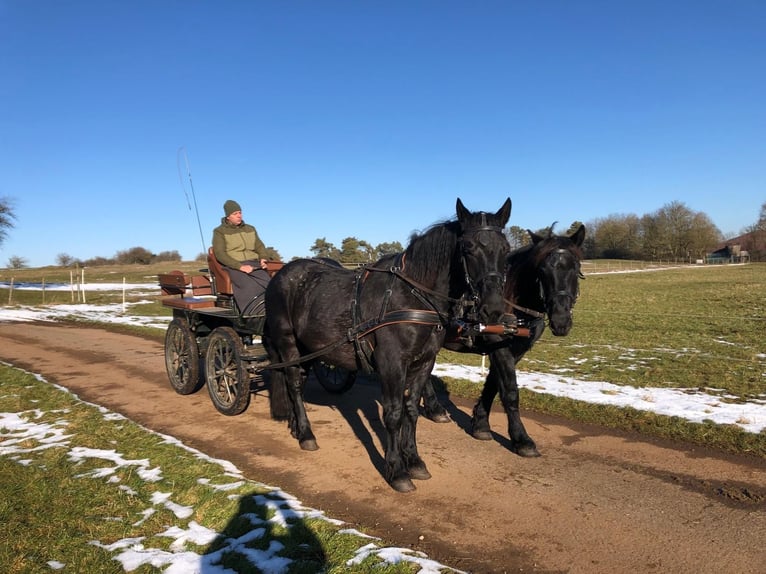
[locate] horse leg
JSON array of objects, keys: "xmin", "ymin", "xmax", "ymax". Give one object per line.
[
  {"xmin": 402, "ymin": 378, "xmax": 431, "ymax": 481},
  {"xmin": 471, "ymin": 368, "xmax": 498, "ymax": 441},
  {"xmin": 379, "ymin": 386, "xmax": 416, "ymax": 492},
  {"xmin": 284, "ymin": 363, "xmax": 318, "ymax": 451},
  {"xmin": 491, "ymin": 347, "xmax": 540, "ymax": 457},
  {"xmin": 420, "ymin": 376, "xmax": 450, "ymax": 423}
]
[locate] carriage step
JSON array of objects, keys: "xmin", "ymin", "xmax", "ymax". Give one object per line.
[{"xmin": 242, "ymin": 342, "xmax": 268, "ymax": 362}]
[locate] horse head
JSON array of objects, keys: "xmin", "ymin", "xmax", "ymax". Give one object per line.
[
  {"xmin": 529, "ymin": 224, "xmax": 585, "ymax": 336},
  {"xmin": 456, "ymin": 197, "xmax": 512, "ymax": 324}
]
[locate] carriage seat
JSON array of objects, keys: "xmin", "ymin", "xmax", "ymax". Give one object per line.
[
  {"xmin": 207, "ymin": 247, "xmax": 234, "ymax": 295},
  {"xmin": 207, "ymin": 247, "xmax": 285, "ymax": 298}
]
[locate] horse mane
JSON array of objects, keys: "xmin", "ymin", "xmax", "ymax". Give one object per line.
[{"xmin": 403, "ymin": 220, "xmax": 461, "ymax": 284}]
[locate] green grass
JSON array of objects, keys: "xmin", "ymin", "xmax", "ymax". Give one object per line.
[
  {"xmin": 3, "ymin": 261, "xmax": 765, "ymax": 457},
  {"xmin": 436, "ymin": 263, "xmax": 766, "ymax": 457},
  {"xmin": 0, "ymin": 365, "xmax": 434, "ymax": 573}
]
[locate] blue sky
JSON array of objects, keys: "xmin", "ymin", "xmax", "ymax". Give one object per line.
[{"xmin": 1, "ymin": 1, "xmax": 764, "ymax": 267}]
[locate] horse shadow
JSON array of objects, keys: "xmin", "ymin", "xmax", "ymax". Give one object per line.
[
  {"xmin": 302, "ymin": 372, "xmax": 390, "ymax": 480},
  {"xmin": 422, "ymin": 375, "xmax": 520, "ymax": 454},
  {"xmin": 201, "ymin": 488, "xmax": 327, "ymax": 572},
  {"xmin": 298, "ymin": 372, "xmax": 520, "ymax": 483}
]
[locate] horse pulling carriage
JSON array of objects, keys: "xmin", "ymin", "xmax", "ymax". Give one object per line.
[
  {"xmin": 158, "ymin": 247, "xmax": 357, "ymax": 416},
  {"xmin": 158, "ymin": 198, "xmax": 585, "ymax": 492}
]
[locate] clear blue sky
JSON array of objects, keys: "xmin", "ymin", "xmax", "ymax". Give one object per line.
[{"xmin": 1, "ymin": 1, "xmax": 764, "ymax": 267}]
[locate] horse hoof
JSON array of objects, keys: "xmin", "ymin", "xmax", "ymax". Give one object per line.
[
  {"xmin": 472, "ymin": 429, "xmax": 493, "ymax": 441},
  {"xmin": 299, "ymin": 439, "xmax": 319, "ymax": 451},
  {"xmin": 390, "ymin": 477, "xmax": 416, "ymax": 493},
  {"xmin": 408, "ymin": 464, "xmax": 432, "ymax": 481},
  {"xmin": 514, "ymin": 444, "xmax": 541, "ymax": 457},
  {"xmin": 427, "ymin": 412, "xmax": 451, "ymax": 423}
]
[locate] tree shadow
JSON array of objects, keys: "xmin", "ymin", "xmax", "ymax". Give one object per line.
[{"xmin": 201, "ymin": 488, "xmax": 328, "ymax": 573}]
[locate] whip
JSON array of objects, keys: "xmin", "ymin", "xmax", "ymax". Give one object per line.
[{"xmin": 177, "ymin": 146, "xmax": 207, "ymax": 256}]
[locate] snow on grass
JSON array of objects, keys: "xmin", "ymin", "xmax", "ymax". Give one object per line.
[
  {"xmin": 0, "ymin": 372, "xmax": 464, "ymax": 574},
  {"xmin": 1, "ymin": 296, "xmax": 764, "ymax": 434}
]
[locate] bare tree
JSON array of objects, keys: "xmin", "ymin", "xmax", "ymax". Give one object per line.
[
  {"xmin": 0, "ymin": 196, "xmax": 17, "ymax": 246},
  {"xmin": 56, "ymin": 253, "xmax": 75, "ymax": 267},
  {"xmin": 7, "ymin": 255, "xmax": 28, "ymax": 269},
  {"xmin": 641, "ymin": 201, "xmax": 720, "ymax": 261},
  {"xmin": 591, "ymin": 214, "xmax": 642, "ymax": 259}
]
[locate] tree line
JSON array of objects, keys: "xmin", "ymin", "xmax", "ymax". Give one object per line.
[
  {"xmin": 1, "ymin": 196, "xmax": 765, "ymax": 268},
  {"xmin": 581, "ymin": 200, "xmax": 766, "ymax": 262}
]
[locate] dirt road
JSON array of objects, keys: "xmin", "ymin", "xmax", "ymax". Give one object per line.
[{"xmin": 1, "ymin": 322, "xmax": 764, "ymax": 573}]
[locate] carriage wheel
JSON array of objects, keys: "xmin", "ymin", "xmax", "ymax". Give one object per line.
[
  {"xmin": 313, "ymin": 361, "xmax": 357, "ymax": 394},
  {"xmin": 205, "ymin": 327, "xmax": 251, "ymax": 416},
  {"xmin": 164, "ymin": 318, "xmax": 202, "ymax": 395}
]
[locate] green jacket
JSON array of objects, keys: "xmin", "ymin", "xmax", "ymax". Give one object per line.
[{"xmin": 212, "ymin": 217, "xmax": 267, "ymax": 269}]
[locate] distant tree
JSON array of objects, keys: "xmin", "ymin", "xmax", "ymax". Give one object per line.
[
  {"xmin": 195, "ymin": 252, "xmax": 207, "ymax": 262},
  {"xmin": 84, "ymin": 256, "xmax": 114, "ymax": 266},
  {"xmin": 591, "ymin": 214, "xmax": 642, "ymax": 259},
  {"xmin": 115, "ymin": 246, "xmax": 154, "ymax": 265},
  {"xmin": 310, "ymin": 237, "xmax": 340, "ymax": 260},
  {"xmin": 506, "ymin": 226, "xmax": 529, "ymax": 250},
  {"xmin": 56, "ymin": 253, "xmax": 75, "ymax": 266},
  {"xmin": 375, "ymin": 241, "xmax": 404, "ymax": 258},
  {"xmin": 745, "ymin": 201, "xmax": 766, "ymax": 233},
  {"xmin": 0, "ymin": 196, "xmax": 17, "ymax": 247},
  {"xmin": 640, "ymin": 201, "xmax": 720, "ymax": 261},
  {"xmin": 357, "ymin": 239, "xmax": 376, "ymax": 262},
  {"xmin": 263, "ymin": 246, "xmax": 282, "ymax": 261},
  {"xmin": 742, "ymin": 200, "xmax": 766, "ymax": 261},
  {"xmin": 685, "ymin": 212, "xmax": 722, "ymax": 261},
  {"xmin": 154, "ymin": 250, "xmax": 182, "ymax": 263},
  {"xmin": 7, "ymin": 255, "xmax": 28, "ymax": 269},
  {"xmin": 339, "ymin": 237, "xmax": 367, "ymax": 264}
]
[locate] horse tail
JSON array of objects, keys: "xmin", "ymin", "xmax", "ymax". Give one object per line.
[{"xmin": 269, "ymin": 368, "xmax": 292, "ymax": 420}]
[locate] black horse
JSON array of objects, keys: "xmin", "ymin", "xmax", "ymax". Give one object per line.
[
  {"xmin": 263, "ymin": 198, "xmax": 512, "ymax": 492},
  {"xmin": 422, "ymin": 224, "xmax": 585, "ymax": 456}
]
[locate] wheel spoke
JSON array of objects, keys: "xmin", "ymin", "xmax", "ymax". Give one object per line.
[{"xmin": 204, "ymin": 327, "xmax": 251, "ymax": 415}]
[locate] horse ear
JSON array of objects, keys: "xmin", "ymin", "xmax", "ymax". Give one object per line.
[
  {"xmin": 456, "ymin": 198, "xmax": 468, "ymax": 221},
  {"xmin": 495, "ymin": 197, "xmax": 512, "ymax": 226},
  {"xmin": 528, "ymin": 229, "xmax": 544, "ymax": 244},
  {"xmin": 571, "ymin": 224, "xmax": 586, "ymax": 247}
]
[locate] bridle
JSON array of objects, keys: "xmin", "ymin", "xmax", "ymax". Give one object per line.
[
  {"xmin": 459, "ymin": 212, "xmax": 508, "ymax": 312},
  {"xmin": 539, "ymin": 248, "xmax": 581, "ymax": 311}
]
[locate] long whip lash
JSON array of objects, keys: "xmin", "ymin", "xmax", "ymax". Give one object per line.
[{"xmin": 177, "ymin": 146, "xmax": 207, "ymax": 255}]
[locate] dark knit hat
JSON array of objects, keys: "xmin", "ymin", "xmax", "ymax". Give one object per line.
[{"xmin": 224, "ymin": 200, "xmax": 242, "ymax": 217}]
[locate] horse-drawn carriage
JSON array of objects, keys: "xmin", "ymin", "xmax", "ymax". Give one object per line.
[
  {"xmin": 158, "ymin": 248, "xmax": 355, "ymax": 417},
  {"xmin": 157, "ymin": 198, "xmax": 585, "ymax": 492}
]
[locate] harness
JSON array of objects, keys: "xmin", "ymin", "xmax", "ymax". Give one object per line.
[{"xmin": 266, "ymin": 217, "xmax": 517, "ymax": 371}]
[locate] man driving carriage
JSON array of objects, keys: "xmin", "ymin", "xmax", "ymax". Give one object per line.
[{"xmin": 212, "ymin": 199, "xmax": 271, "ymax": 315}]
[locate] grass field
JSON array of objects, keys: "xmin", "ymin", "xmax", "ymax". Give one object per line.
[
  {"xmin": 1, "ymin": 262, "xmax": 764, "ymax": 572},
  {"xmin": 0, "ymin": 365, "xmax": 446, "ymax": 573},
  {"xmin": 2, "ymin": 260, "xmax": 765, "ymax": 455}
]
